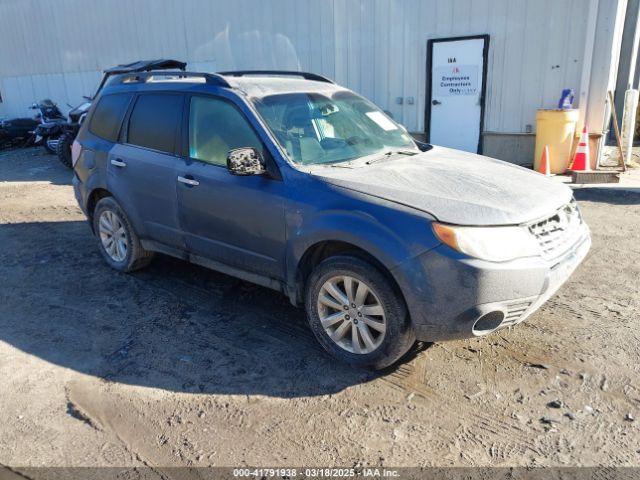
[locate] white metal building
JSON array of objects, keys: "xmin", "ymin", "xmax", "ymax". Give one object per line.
[{"xmin": 0, "ymin": 0, "xmax": 635, "ymax": 164}]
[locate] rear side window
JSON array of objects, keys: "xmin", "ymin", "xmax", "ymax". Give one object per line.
[
  {"xmin": 189, "ymin": 96, "xmax": 263, "ymax": 166},
  {"xmin": 89, "ymin": 93, "xmax": 132, "ymax": 142},
  {"xmin": 127, "ymin": 93, "xmax": 182, "ymax": 154}
]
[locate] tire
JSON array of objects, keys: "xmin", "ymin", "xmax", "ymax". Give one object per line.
[
  {"xmin": 305, "ymin": 255, "xmax": 415, "ymax": 370},
  {"xmin": 56, "ymin": 133, "xmax": 73, "ymax": 169},
  {"xmin": 92, "ymin": 197, "xmax": 154, "ymax": 272}
]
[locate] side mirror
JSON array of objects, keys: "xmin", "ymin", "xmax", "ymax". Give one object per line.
[{"xmin": 226, "ymin": 147, "xmax": 266, "ymax": 176}]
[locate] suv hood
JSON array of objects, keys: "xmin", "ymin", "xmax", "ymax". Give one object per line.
[{"xmin": 311, "ymin": 146, "xmax": 573, "ymax": 226}]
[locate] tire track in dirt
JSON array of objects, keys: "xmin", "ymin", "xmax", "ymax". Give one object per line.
[
  {"xmin": 379, "ymin": 357, "xmax": 542, "ymax": 458},
  {"xmin": 129, "ymin": 266, "xmax": 543, "ymax": 460}
]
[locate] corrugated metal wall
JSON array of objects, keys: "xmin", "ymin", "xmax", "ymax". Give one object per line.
[{"xmin": 0, "ymin": 0, "xmax": 590, "ymax": 134}]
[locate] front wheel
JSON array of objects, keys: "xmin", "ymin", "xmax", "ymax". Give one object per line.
[{"xmin": 305, "ymin": 255, "xmax": 415, "ymax": 369}]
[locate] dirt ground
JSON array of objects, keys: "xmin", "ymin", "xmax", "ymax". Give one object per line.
[{"xmin": 0, "ymin": 148, "xmax": 639, "ymax": 474}]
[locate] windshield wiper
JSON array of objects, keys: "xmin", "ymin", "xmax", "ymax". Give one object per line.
[
  {"xmin": 366, "ymin": 150, "xmax": 417, "ymax": 165},
  {"xmin": 328, "ymin": 162, "xmax": 354, "ymax": 169}
]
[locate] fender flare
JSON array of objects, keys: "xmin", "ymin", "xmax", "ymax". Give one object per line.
[
  {"xmin": 285, "ymin": 209, "xmax": 412, "ymax": 300},
  {"xmin": 83, "ymin": 182, "xmax": 146, "ymax": 238}
]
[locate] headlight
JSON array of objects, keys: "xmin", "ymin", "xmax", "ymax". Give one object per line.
[{"xmin": 432, "ymin": 222, "xmax": 541, "ymax": 262}]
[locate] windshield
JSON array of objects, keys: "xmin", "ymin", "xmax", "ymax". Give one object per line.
[{"xmin": 254, "ymin": 91, "xmax": 417, "ymax": 165}]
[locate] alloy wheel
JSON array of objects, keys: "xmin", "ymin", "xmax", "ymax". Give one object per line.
[
  {"xmin": 98, "ymin": 210, "xmax": 128, "ymax": 262},
  {"xmin": 317, "ymin": 275, "xmax": 386, "ymax": 354}
]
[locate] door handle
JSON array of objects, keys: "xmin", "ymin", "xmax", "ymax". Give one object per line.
[
  {"xmin": 177, "ymin": 176, "xmax": 199, "ymax": 186},
  {"xmin": 431, "ymin": 99, "xmax": 442, "ymax": 106},
  {"xmin": 110, "ymin": 158, "xmax": 127, "ymax": 167}
]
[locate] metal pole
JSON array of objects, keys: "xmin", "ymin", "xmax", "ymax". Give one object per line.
[{"xmin": 609, "ymin": 90, "xmax": 628, "ymax": 172}]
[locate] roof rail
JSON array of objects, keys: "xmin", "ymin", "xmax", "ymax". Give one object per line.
[
  {"xmin": 219, "ymin": 70, "xmax": 334, "ymax": 84},
  {"xmin": 107, "ymin": 71, "xmax": 231, "ymax": 88}
]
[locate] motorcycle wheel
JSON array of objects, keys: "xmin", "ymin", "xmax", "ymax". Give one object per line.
[
  {"xmin": 56, "ymin": 133, "xmax": 73, "ymax": 169},
  {"xmin": 44, "ymin": 136, "xmax": 60, "ymax": 154}
]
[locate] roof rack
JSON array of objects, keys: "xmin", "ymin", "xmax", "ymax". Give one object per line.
[
  {"xmin": 219, "ymin": 70, "xmax": 334, "ymax": 84},
  {"xmin": 107, "ymin": 71, "xmax": 231, "ymax": 88},
  {"xmin": 94, "ymin": 60, "xmax": 188, "ymax": 96},
  {"xmin": 103, "ymin": 59, "xmax": 187, "ymax": 75}
]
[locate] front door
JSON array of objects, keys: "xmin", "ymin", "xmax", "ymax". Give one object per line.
[
  {"xmin": 177, "ymin": 94, "xmax": 286, "ymax": 280},
  {"xmin": 427, "ymin": 35, "xmax": 489, "ymax": 153}
]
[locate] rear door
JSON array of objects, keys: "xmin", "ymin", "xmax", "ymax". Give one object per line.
[
  {"xmin": 107, "ymin": 92, "xmax": 185, "ymax": 248},
  {"xmin": 176, "ymin": 94, "xmax": 287, "ymax": 280}
]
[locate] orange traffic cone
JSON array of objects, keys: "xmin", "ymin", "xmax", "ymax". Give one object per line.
[
  {"xmin": 538, "ymin": 145, "xmax": 551, "ymax": 176},
  {"xmin": 569, "ymin": 125, "xmax": 590, "ymax": 171}
]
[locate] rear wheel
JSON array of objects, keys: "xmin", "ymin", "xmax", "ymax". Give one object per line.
[
  {"xmin": 305, "ymin": 255, "xmax": 415, "ymax": 369},
  {"xmin": 56, "ymin": 133, "xmax": 73, "ymax": 169},
  {"xmin": 93, "ymin": 197, "xmax": 153, "ymax": 272}
]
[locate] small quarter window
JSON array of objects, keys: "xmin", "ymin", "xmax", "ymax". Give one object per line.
[
  {"xmin": 128, "ymin": 94, "xmax": 182, "ymax": 154},
  {"xmin": 89, "ymin": 93, "xmax": 132, "ymax": 142},
  {"xmin": 189, "ymin": 96, "xmax": 263, "ymax": 166}
]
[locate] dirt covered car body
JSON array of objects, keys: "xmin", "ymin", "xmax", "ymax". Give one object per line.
[{"xmin": 71, "ymin": 70, "xmax": 590, "ymax": 368}]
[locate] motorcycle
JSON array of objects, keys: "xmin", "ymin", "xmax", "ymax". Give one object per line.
[
  {"xmin": 31, "ymin": 99, "xmax": 66, "ymax": 154},
  {"xmin": 56, "ymin": 100, "xmax": 92, "ymax": 167},
  {"xmin": 0, "ymin": 115, "xmax": 39, "ymax": 150}
]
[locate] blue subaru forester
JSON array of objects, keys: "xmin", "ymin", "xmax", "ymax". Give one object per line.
[{"xmin": 72, "ymin": 70, "xmax": 590, "ymax": 369}]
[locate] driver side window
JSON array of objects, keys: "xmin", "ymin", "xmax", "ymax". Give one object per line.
[{"xmin": 188, "ymin": 96, "xmax": 264, "ymax": 167}]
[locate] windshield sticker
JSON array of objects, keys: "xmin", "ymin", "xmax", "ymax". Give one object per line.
[{"xmin": 366, "ymin": 111, "xmax": 398, "ymax": 131}]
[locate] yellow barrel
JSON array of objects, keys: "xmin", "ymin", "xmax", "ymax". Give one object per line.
[{"xmin": 534, "ymin": 109, "xmax": 579, "ymax": 174}]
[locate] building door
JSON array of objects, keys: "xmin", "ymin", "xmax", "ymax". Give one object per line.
[{"xmin": 426, "ymin": 35, "xmax": 489, "ymax": 153}]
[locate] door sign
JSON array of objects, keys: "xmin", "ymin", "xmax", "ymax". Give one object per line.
[{"xmin": 434, "ymin": 65, "xmax": 479, "ymax": 96}]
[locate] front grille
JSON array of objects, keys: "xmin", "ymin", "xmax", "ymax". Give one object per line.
[
  {"xmin": 500, "ymin": 300, "xmax": 533, "ymax": 328},
  {"xmin": 528, "ymin": 199, "xmax": 584, "ymax": 261}
]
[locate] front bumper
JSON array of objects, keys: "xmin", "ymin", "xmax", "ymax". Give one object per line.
[{"xmin": 392, "ymin": 227, "xmax": 591, "ymax": 342}]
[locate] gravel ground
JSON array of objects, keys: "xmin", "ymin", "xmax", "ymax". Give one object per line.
[{"xmin": 0, "ymin": 148, "xmax": 639, "ymax": 474}]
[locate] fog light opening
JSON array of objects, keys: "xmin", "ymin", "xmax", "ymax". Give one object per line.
[{"xmin": 472, "ymin": 311, "xmax": 505, "ymax": 336}]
